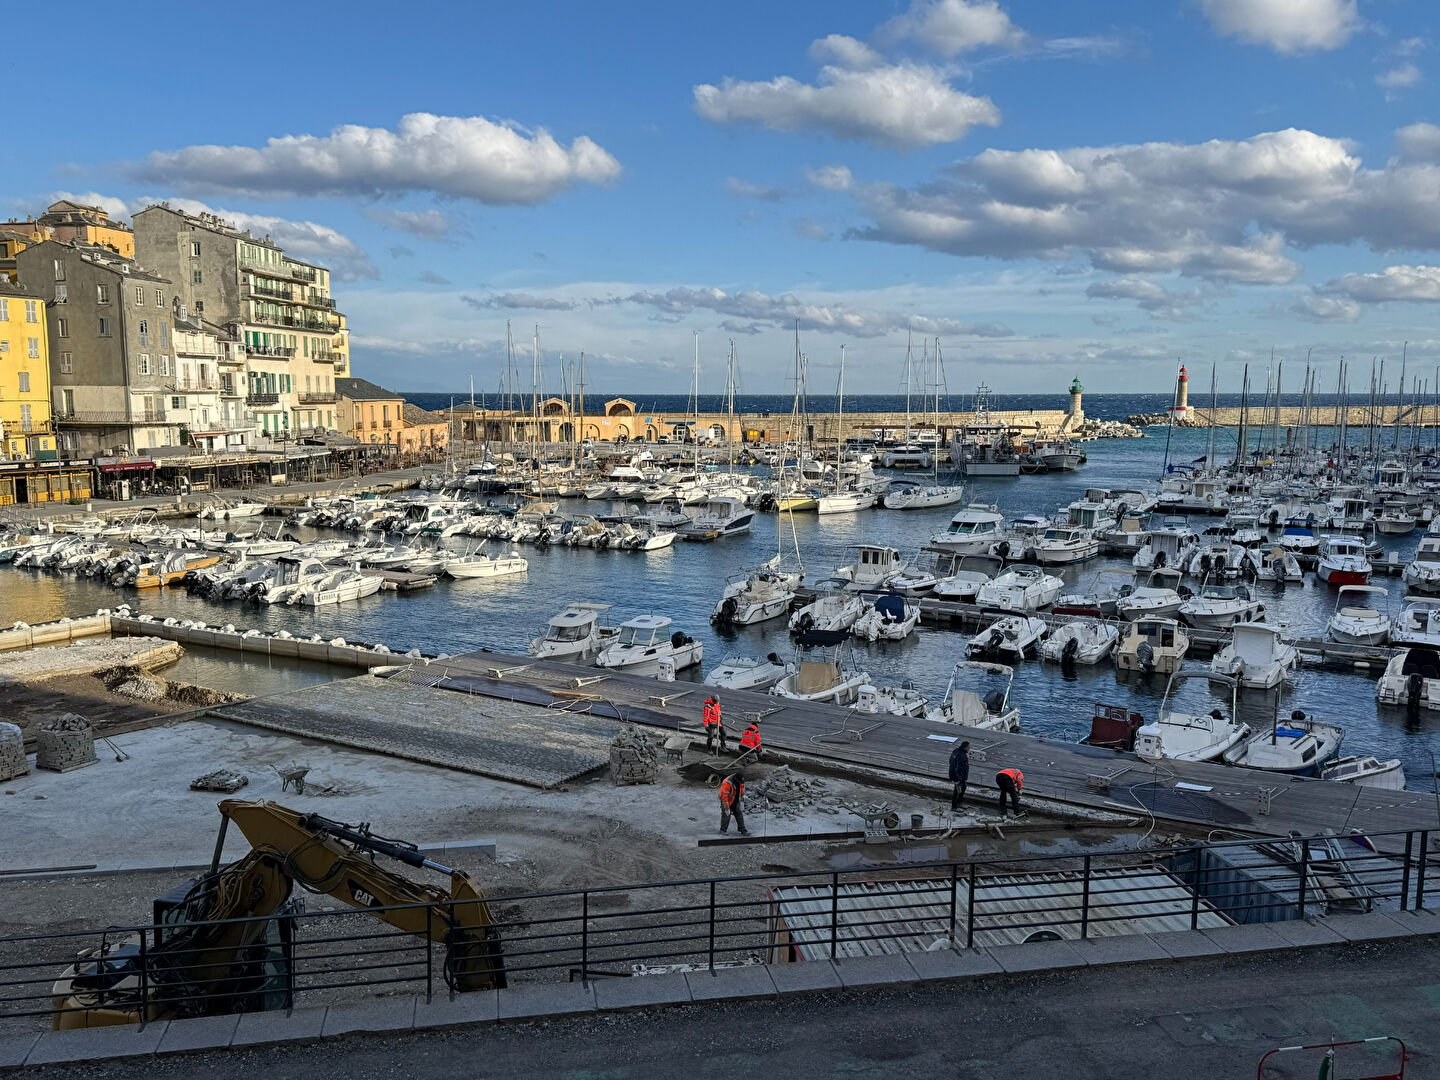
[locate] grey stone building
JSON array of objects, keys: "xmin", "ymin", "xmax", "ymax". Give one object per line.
[{"xmin": 15, "ymin": 240, "xmax": 181, "ymax": 456}]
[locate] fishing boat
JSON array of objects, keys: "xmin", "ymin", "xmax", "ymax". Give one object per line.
[
  {"xmin": 1039, "ymin": 620, "xmax": 1120, "ymax": 665},
  {"xmin": 595, "ymin": 615, "xmax": 703, "ymax": 676},
  {"xmin": 1222, "ymin": 708, "xmax": 1343, "ymax": 776},
  {"xmin": 852, "ymin": 594, "xmax": 920, "ymax": 642},
  {"xmin": 964, "ymin": 615, "xmax": 1046, "ymax": 662},
  {"xmin": 1376, "ymin": 646, "xmax": 1440, "ymax": 709},
  {"xmin": 1315, "ymin": 535, "xmax": 1372, "ymax": 586},
  {"xmin": 529, "ymin": 604, "xmax": 619, "ymax": 660},
  {"xmin": 1375, "ymin": 506, "xmax": 1417, "ymax": 535},
  {"xmin": 1208, "ymin": 623, "xmax": 1298, "ymax": 690},
  {"xmin": 1134, "ymin": 671, "xmax": 1248, "ymax": 763},
  {"xmin": 1115, "ymin": 618, "xmax": 1189, "ymax": 674},
  {"xmin": 833, "ymin": 544, "xmax": 904, "ymax": 593},
  {"xmin": 924, "ymin": 661, "xmax": 1020, "ymax": 732},
  {"xmin": 1032, "ymin": 525, "xmax": 1100, "ymax": 566},
  {"xmin": 1326, "ymin": 585, "xmax": 1391, "ymax": 646},
  {"xmin": 769, "ymin": 630, "xmax": 871, "ymax": 705},
  {"xmin": 975, "ymin": 565, "xmax": 1064, "ymax": 612},
  {"xmin": 1403, "ymin": 536, "xmax": 1440, "ymax": 595},
  {"xmin": 705, "ymin": 653, "xmax": 791, "ymax": 691}
]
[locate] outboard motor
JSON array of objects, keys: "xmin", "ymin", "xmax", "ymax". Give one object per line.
[
  {"xmin": 715, "ymin": 597, "xmax": 738, "ymax": 624},
  {"xmin": 766, "ymin": 652, "xmax": 781, "ymax": 665},
  {"xmin": 1153, "ymin": 550, "xmax": 1166, "ymax": 568},
  {"xmin": 986, "ymin": 628, "xmax": 1005, "ymax": 652},
  {"xmin": 1062, "ymin": 636, "xmax": 1080, "ymax": 664},
  {"xmin": 670, "ymin": 631, "xmax": 691, "ymax": 648},
  {"xmin": 995, "ymin": 540, "xmax": 1011, "ymax": 560},
  {"xmin": 1407, "ymin": 672, "xmax": 1424, "ymax": 712},
  {"xmin": 982, "ymin": 689, "xmax": 1006, "ymax": 714},
  {"xmin": 1198, "ymin": 552, "xmax": 1212, "ymax": 576},
  {"xmin": 794, "ymin": 611, "xmax": 814, "ymax": 633},
  {"xmin": 1136, "ymin": 640, "xmax": 1155, "ymax": 674}
]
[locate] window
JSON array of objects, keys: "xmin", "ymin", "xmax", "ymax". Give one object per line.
[
  {"xmin": 97, "ymin": 317, "xmax": 110, "ymax": 336},
  {"xmin": 26, "ymin": 338, "xmax": 38, "ymax": 360},
  {"xmin": 60, "ymin": 389, "xmax": 73, "ymax": 415},
  {"xmin": 171, "ymin": 396, "xmax": 184, "ymax": 410},
  {"xmin": 52, "ymin": 259, "xmax": 65, "ymax": 281},
  {"xmin": 194, "ymin": 300, "xmax": 204, "ymax": 314},
  {"xmin": 191, "ymin": 270, "xmax": 202, "ymax": 285},
  {"xmin": 24, "ymin": 300, "xmax": 38, "ymax": 323},
  {"xmin": 17, "ymin": 371, "xmax": 29, "ymax": 392},
  {"xmin": 58, "ymin": 351, "xmax": 72, "ymax": 373},
  {"xmin": 56, "ymin": 318, "xmax": 68, "ymax": 338},
  {"xmin": 20, "ymin": 405, "xmax": 30, "ymax": 432},
  {"xmin": 383, "ymin": 404, "xmax": 391, "ymax": 426},
  {"xmin": 54, "ymin": 284, "xmax": 67, "ymax": 303},
  {"xmin": 135, "ymin": 286, "xmax": 144, "ymax": 306},
  {"xmin": 0, "ymin": 299, "xmax": 7, "ymax": 320},
  {"xmin": 155, "ymin": 289, "xmax": 164, "ymax": 307},
  {"xmin": 306, "ymin": 374, "xmax": 312, "ymax": 391},
  {"xmin": 96, "ymin": 283, "xmax": 110, "ymax": 304},
  {"xmin": 160, "ymin": 355, "xmax": 172, "ymax": 376},
  {"xmin": 0, "ymin": 243, "xmax": 7, "ymax": 258},
  {"xmin": 138, "ymin": 319, "xmax": 149, "ymax": 345},
  {"xmin": 190, "ymin": 241, "xmax": 201, "ymax": 257},
  {"xmin": 0, "ymin": 341, "xmax": 7, "ymax": 352},
  {"xmin": 160, "ymin": 322, "xmax": 168, "ymax": 348},
  {"xmin": 137, "ymin": 354, "xmax": 151, "ymax": 375}
]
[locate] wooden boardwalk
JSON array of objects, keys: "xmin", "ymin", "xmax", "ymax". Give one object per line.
[{"xmin": 423, "ymin": 649, "xmax": 1440, "ymax": 849}]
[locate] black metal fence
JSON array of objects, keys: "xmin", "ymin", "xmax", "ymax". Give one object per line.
[{"xmin": 2, "ymin": 828, "xmax": 1432, "ymax": 1027}]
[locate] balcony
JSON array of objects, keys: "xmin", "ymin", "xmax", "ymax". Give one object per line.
[
  {"xmin": 298, "ymin": 391, "xmax": 338, "ymax": 405},
  {"xmin": 239, "ymin": 251, "xmax": 284, "ymax": 272},
  {"xmin": 220, "ymin": 382, "xmax": 241, "ymax": 398},
  {"xmin": 246, "ymin": 392, "xmax": 281, "ymax": 407},
  {"xmin": 250, "ymin": 282, "xmax": 294, "ymax": 301},
  {"xmin": 55, "ymin": 410, "xmax": 165, "ymax": 426},
  {"xmin": 294, "ymin": 293, "xmax": 337, "ymax": 311},
  {"xmin": 250, "ymin": 311, "xmax": 301, "ymax": 329},
  {"xmin": 301, "ymin": 317, "xmax": 338, "ymax": 333},
  {"xmin": 172, "ymin": 378, "xmax": 220, "ymax": 392},
  {"xmin": 288, "ymin": 265, "xmax": 318, "ymax": 283},
  {"xmin": 245, "ymin": 344, "xmax": 295, "ymax": 359}
]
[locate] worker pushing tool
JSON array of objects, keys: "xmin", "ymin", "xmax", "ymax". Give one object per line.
[
  {"xmin": 995, "ymin": 767, "xmax": 1024, "ymax": 818},
  {"xmin": 718, "ymin": 769, "xmax": 749, "ymax": 835},
  {"xmin": 702, "ymin": 695, "xmax": 727, "ymax": 754},
  {"xmin": 738, "ymin": 721, "xmax": 762, "ymax": 761}
]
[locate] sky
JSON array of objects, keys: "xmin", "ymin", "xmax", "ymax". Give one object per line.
[{"xmin": 4, "ymin": 0, "xmax": 1440, "ymax": 397}]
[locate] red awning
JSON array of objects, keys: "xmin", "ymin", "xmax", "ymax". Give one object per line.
[{"xmin": 99, "ymin": 461, "xmax": 156, "ymax": 472}]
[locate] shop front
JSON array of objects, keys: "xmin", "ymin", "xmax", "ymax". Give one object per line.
[{"xmin": 0, "ymin": 457, "xmax": 95, "ymax": 505}]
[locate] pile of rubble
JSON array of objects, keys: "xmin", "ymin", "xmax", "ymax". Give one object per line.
[
  {"xmin": 609, "ymin": 728, "xmax": 659, "ymax": 786},
  {"xmin": 35, "ymin": 713, "xmax": 97, "ymax": 773},
  {"xmin": 112, "ymin": 671, "xmax": 166, "ymax": 702},
  {"xmin": 190, "ymin": 768, "xmax": 249, "ymax": 793},
  {"xmin": 1075, "ymin": 418, "xmax": 1144, "ymax": 439},
  {"xmin": 742, "ymin": 766, "xmax": 836, "ymax": 821}
]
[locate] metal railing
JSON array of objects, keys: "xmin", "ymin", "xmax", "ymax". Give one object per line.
[
  {"xmin": 288, "ymin": 265, "xmax": 318, "ymax": 283},
  {"xmin": 0, "ymin": 829, "xmax": 1431, "ymax": 1028},
  {"xmin": 245, "ymin": 393, "xmax": 280, "ymax": 406},
  {"xmin": 249, "ymin": 312, "xmax": 300, "ymax": 329},
  {"xmin": 249, "ymin": 283, "xmax": 293, "ymax": 301},
  {"xmin": 245, "ymin": 344, "xmax": 294, "ymax": 359},
  {"xmin": 298, "ymin": 391, "xmax": 338, "ymax": 404}
]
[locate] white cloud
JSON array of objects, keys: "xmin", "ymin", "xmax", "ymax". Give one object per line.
[
  {"xmin": 1290, "ymin": 293, "xmax": 1361, "ymax": 322},
  {"xmin": 1199, "ymin": 0, "xmax": 1360, "ymax": 54},
  {"xmin": 462, "ymin": 292, "xmax": 580, "ymax": 312},
  {"xmin": 418, "ymin": 271, "xmax": 452, "ymax": 285},
  {"xmin": 846, "ymin": 127, "xmax": 1440, "ymax": 286},
  {"xmin": 725, "ymin": 177, "xmax": 788, "ymax": 201},
  {"xmin": 1396, "ymin": 122, "xmax": 1440, "ymax": 163},
  {"xmin": 806, "ymin": 164, "xmax": 854, "ymax": 191},
  {"xmin": 1085, "ymin": 277, "xmax": 1209, "ymax": 321},
  {"xmin": 793, "ymin": 219, "xmax": 833, "ymax": 241},
  {"xmin": 134, "ymin": 112, "xmax": 621, "ymax": 205},
  {"xmin": 694, "ymin": 63, "xmax": 999, "ymax": 148},
  {"xmin": 49, "ymin": 191, "xmax": 131, "ymax": 221},
  {"xmin": 876, "ymin": 0, "xmax": 1025, "ymax": 55},
  {"xmin": 1377, "ymin": 64, "xmax": 1423, "ymax": 93},
  {"xmin": 1319, "ymin": 264, "xmax": 1440, "ymax": 303},
  {"xmin": 362, "ymin": 207, "xmax": 454, "ymax": 240},
  {"xmin": 807, "ymin": 34, "xmax": 882, "ymax": 69}
]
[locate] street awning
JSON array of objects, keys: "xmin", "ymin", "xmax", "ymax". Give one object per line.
[{"xmin": 98, "ymin": 460, "xmax": 156, "ymax": 472}]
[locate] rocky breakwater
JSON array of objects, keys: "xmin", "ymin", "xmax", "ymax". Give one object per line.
[{"xmin": 1124, "ymin": 412, "xmax": 1203, "ymax": 428}]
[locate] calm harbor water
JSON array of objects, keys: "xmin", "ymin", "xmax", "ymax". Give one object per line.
[{"xmin": 3, "ymin": 420, "xmax": 1439, "ymax": 793}]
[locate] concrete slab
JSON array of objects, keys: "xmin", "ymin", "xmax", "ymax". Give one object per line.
[
  {"xmin": 155, "ymin": 1014, "xmax": 240, "ymax": 1055},
  {"xmin": 1070, "ymin": 934, "xmax": 1170, "ymax": 967},
  {"xmin": 1263, "ymin": 919, "xmax": 1346, "ymax": 948},
  {"xmin": 903, "ymin": 947, "xmax": 1003, "ymax": 983},
  {"xmin": 986, "ymin": 938, "xmax": 1089, "ymax": 974},
  {"xmin": 0, "ymin": 1034, "xmax": 39, "ymax": 1070},
  {"xmin": 230, "ymin": 1006, "xmax": 328, "ymax": 1048},
  {"xmin": 497, "ymin": 981, "xmax": 596, "ymax": 1021},
  {"xmin": 321, "ymin": 998, "xmax": 418, "ymax": 1036},
  {"xmin": 685, "ymin": 965, "xmax": 777, "ymax": 1003},
  {"xmin": 25, "ymin": 1022, "xmax": 168, "ymax": 1066},
  {"xmin": 414, "ymin": 990, "xmax": 499, "ymax": 1029},
  {"xmin": 834, "ymin": 953, "xmax": 921, "ymax": 989},
  {"xmin": 1150, "ymin": 930, "xmax": 1225, "ymax": 959},
  {"xmin": 592, "ymin": 973, "xmax": 693, "ymax": 1012},
  {"xmin": 1321, "ymin": 912, "xmax": 1415, "ymax": 942},
  {"xmin": 1199, "ymin": 923, "xmax": 1290, "ymax": 954},
  {"xmin": 767, "ymin": 960, "xmax": 843, "ymax": 995},
  {"xmin": 1389, "ymin": 908, "xmax": 1440, "ymax": 936}
]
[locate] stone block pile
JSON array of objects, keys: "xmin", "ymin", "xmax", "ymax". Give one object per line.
[
  {"xmin": 609, "ymin": 728, "xmax": 658, "ymax": 786},
  {"xmin": 35, "ymin": 713, "xmax": 98, "ymax": 773},
  {"xmin": 0, "ymin": 721, "xmax": 27, "ymax": 781},
  {"xmin": 743, "ymin": 765, "xmax": 833, "ymax": 821}
]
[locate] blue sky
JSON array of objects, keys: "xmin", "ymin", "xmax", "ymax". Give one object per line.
[{"xmin": 4, "ymin": 0, "xmax": 1439, "ymax": 396}]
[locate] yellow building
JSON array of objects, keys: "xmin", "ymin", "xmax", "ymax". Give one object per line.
[
  {"xmin": 38, "ymin": 201, "xmax": 134, "ymax": 258},
  {"xmin": 0, "ymin": 280, "xmax": 56, "ymax": 463},
  {"xmin": 0, "ymin": 220, "xmax": 48, "ymax": 283},
  {"xmin": 336, "ymin": 377, "xmax": 403, "ymax": 444}
]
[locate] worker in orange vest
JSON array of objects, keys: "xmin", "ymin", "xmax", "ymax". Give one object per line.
[
  {"xmin": 702, "ymin": 696, "xmax": 726, "ymax": 754},
  {"xmin": 739, "ymin": 722, "xmax": 762, "ymax": 760},
  {"xmin": 718, "ymin": 769, "xmax": 749, "ymax": 835},
  {"xmin": 995, "ymin": 768, "xmax": 1024, "ymax": 818}
]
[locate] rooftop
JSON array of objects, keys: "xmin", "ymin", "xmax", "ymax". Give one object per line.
[
  {"xmin": 336, "ymin": 376, "xmax": 402, "ymax": 402},
  {"xmin": 402, "ymin": 401, "xmax": 449, "ymax": 426}
]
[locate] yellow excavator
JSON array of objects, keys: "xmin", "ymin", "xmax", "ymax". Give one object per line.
[{"xmin": 52, "ymin": 799, "xmax": 505, "ymax": 1029}]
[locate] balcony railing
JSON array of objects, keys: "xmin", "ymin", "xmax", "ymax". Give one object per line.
[
  {"xmin": 172, "ymin": 379, "xmax": 220, "ymax": 392},
  {"xmin": 289, "ymin": 265, "xmax": 318, "ymax": 283},
  {"xmin": 250, "ymin": 283, "xmax": 294, "ymax": 301},
  {"xmin": 310, "ymin": 352, "xmax": 338, "ymax": 364},
  {"xmin": 246, "ymin": 392, "xmax": 281, "ymax": 406},
  {"xmin": 245, "ymin": 344, "xmax": 295, "ymax": 359},
  {"xmin": 239, "ymin": 251, "xmax": 284, "ymax": 272},
  {"xmin": 298, "ymin": 391, "xmax": 338, "ymax": 405},
  {"xmin": 301, "ymin": 317, "xmax": 338, "ymax": 332},
  {"xmin": 250, "ymin": 311, "xmax": 301, "ymax": 329},
  {"xmin": 55, "ymin": 410, "xmax": 165, "ymax": 425},
  {"xmin": 294, "ymin": 293, "xmax": 337, "ymax": 310},
  {"xmin": 220, "ymin": 383, "xmax": 241, "ymax": 398}
]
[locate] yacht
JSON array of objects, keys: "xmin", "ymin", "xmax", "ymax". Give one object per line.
[
  {"xmin": 1223, "ymin": 709, "xmax": 1344, "ymax": 775},
  {"xmin": 1327, "ymin": 585, "xmax": 1390, "ymax": 646},
  {"xmin": 1134, "ymin": 671, "xmax": 1248, "ymax": 763},
  {"xmin": 788, "ymin": 589, "xmax": 865, "ymax": 634},
  {"xmin": 816, "ymin": 489, "xmax": 878, "ymax": 515},
  {"xmin": 1403, "ymin": 536, "xmax": 1440, "ymax": 595},
  {"xmin": 880, "ymin": 444, "xmax": 933, "ymax": 469},
  {"xmin": 769, "ymin": 630, "xmax": 871, "ymax": 705},
  {"xmin": 705, "ymin": 653, "xmax": 791, "ymax": 691},
  {"xmin": 682, "ymin": 497, "xmax": 754, "ymax": 540},
  {"xmin": 1115, "ymin": 618, "xmax": 1189, "ymax": 674},
  {"xmin": 595, "ymin": 615, "xmax": 704, "ymax": 676},
  {"xmin": 1039, "ymin": 620, "xmax": 1120, "ymax": 665},
  {"xmin": 1391, "ymin": 595, "xmax": 1440, "ymax": 648},
  {"xmin": 1032, "ymin": 525, "xmax": 1099, "ymax": 566},
  {"xmin": 930, "ymin": 505, "xmax": 1005, "ymax": 554},
  {"xmin": 1376, "ymin": 646, "xmax": 1440, "ymax": 709},
  {"xmin": 924, "ymin": 661, "xmax": 1020, "ymax": 732},
  {"xmin": 964, "ymin": 615, "xmax": 1046, "ymax": 663},
  {"xmin": 530, "ymin": 604, "xmax": 619, "ymax": 660},
  {"xmin": 974, "ymin": 565, "xmax": 1064, "ymax": 612},
  {"xmin": 1179, "ymin": 581, "xmax": 1265, "ymax": 630},
  {"xmin": 1208, "ymin": 623, "xmax": 1298, "ymax": 690},
  {"xmin": 852, "ymin": 594, "xmax": 921, "ymax": 642},
  {"xmin": 1316, "ymin": 536, "xmax": 1372, "ymax": 586},
  {"xmin": 712, "ymin": 566, "xmax": 796, "ymax": 626},
  {"xmin": 1116, "ymin": 569, "xmax": 1186, "ymax": 621},
  {"xmin": 882, "ymin": 479, "xmax": 966, "ymax": 511}
]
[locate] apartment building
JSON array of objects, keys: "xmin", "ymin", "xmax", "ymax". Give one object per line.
[
  {"xmin": 336, "ymin": 377, "xmax": 403, "ymax": 445},
  {"xmin": 172, "ymin": 312, "xmax": 252, "ymax": 453},
  {"xmin": 0, "ymin": 280, "xmax": 56, "ymax": 460}
]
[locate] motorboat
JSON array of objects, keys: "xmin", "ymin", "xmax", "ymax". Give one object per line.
[
  {"xmin": 882, "ymin": 480, "xmax": 966, "ymax": 510},
  {"xmin": 1132, "ymin": 521, "xmax": 1197, "ymax": 572},
  {"xmin": 1115, "ymin": 569, "xmax": 1186, "ymax": 621},
  {"xmin": 834, "ymin": 544, "xmax": 904, "ymax": 593},
  {"xmin": 1032, "ymin": 525, "xmax": 1099, "ymax": 566},
  {"xmin": 852, "ymin": 594, "xmax": 920, "ymax": 642},
  {"xmin": 993, "ymin": 514, "xmax": 1052, "ymax": 562},
  {"xmin": 1320, "ymin": 755, "xmax": 1407, "ymax": 789},
  {"xmin": 974, "ymin": 565, "xmax": 1063, "ymax": 612},
  {"xmin": 712, "ymin": 566, "xmax": 796, "ymax": 626},
  {"xmin": 769, "ymin": 630, "xmax": 871, "ymax": 705},
  {"xmin": 816, "ymin": 489, "xmax": 877, "ymax": 515},
  {"xmin": 1315, "ymin": 536, "xmax": 1371, "ymax": 586},
  {"xmin": 244, "ymin": 555, "xmax": 350, "ymax": 604},
  {"xmin": 446, "ymin": 548, "xmax": 528, "ymax": 579},
  {"xmin": 924, "ymin": 661, "xmax": 1020, "ymax": 732},
  {"xmin": 595, "ymin": 615, "xmax": 704, "ymax": 676},
  {"xmin": 705, "ymin": 653, "xmax": 790, "ymax": 691},
  {"xmin": 1187, "ymin": 529, "xmax": 1244, "ymax": 579},
  {"xmin": 1403, "ymin": 536, "xmax": 1440, "ymax": 595},
  {"xmin": 1326, "ymin": 585, "xmax": 1390, "ymax": 646},
  {"xmin": 1208, "ymin": 623, "xmax": 1298, "ymax": 690},
  {"xmin": 788, "ymin": 589, "xmax": 865, "ymax": 634},
  {"xmin": 1115, "ymin": 618, "xmax": 1190, "ymax": 674},
  {"xmin": 1278, "ymin": 526, "xmax": 1321, "ymax": 558},
  {"xmin": 530, "ymin": 604, "xmax": 619, "ymax": 660},
  {"xmin": 1246, "ymin": 544, "xmax": 1303, "ymax": 584},
  {"xmin": 1376, "ymin": 646, "xmax": 1440, "ymax": 709},
  {"xmin": 1097, "ymin": 512, "xmax": 1150, "ymax": 555},
  {"xmin": 886, "ymin": 557, "xmax": 939, "ymax": 596},
  {"xmin": 1134, "ymin": 671, "xmax": 1248, "ymax": 763},
  {"xmin": 1180, "ymin": 581, "xmax": 1265, "ymax": 630},
  {"xmin": 198, "ymin": 499, "xmax": 267, "ymax": 520},
  {"xmin": 964, "ymin": 615, "xmax": 1046, "ymax": 662},
  {"xmin": 880, "ymin": 443, "xmax": 933, "ymax": 469},
  {"xmin": 929, "ymin": 504, "xmax": 1005, "ymax": 554},
  {"xmin": 1222, "ymin": 709, "xmax": 1344, "ymax": 775},
  {"xmin": 1390, "ymin": 595, "xmax": 1440, "ymax": 648},
  {"xmin": 1376, "ymin": 506, "xmax": 1417, "ymax": 536},
  {"xmin": 116, "ymin": 550, "xmax": 223, "ymax": 589},
  {"xmin": 854, "ymin": 682, "xmax": 928, "ymax": 717},
  {"xmin": 1053, "ymin": 568, "xmax": 1136, "ymax": 618},
  {"xmin": 931, "ymin": 553, "xmax": 1003, "ymax": 602},
  {"xmin": 683, "ymin": 497, "xmax": 754, "ymax": 540},
  {"xmin": 288, "ymin": 568, "xmax": 383, "ymax": 606},
  {"xmin": 1039, "ymin": 620, "xmax": 1120, "ymax": 665}
]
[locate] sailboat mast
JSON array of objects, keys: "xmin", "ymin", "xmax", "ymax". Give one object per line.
[{"xmin": 836, "ymin": 345, "xmax": 846, "ymax": 496}]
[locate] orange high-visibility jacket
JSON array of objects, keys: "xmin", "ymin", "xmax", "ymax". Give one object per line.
[
  {"xmin": 997, "ymin": 768, "xmax": 1024, "ymax": 791},
  {"xmin": 719, "ymin": 776, "xmax": 744, "ymax": 806},
  {"xmin": 739, "ymin": 725, "xmax": 761, "ymax": 751},
  {"xmin": 703, "ymin": 700, "xmax": 720, "ymax": 727}
]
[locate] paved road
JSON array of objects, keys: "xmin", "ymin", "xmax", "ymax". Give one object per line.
[{"xmin": 24, "ymin": 939, "xmax": 1436, "ymax": 1078}]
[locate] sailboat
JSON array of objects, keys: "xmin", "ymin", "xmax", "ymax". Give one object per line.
[
  {"xmin": 883, "ymin": 339, "xmax": 967, "ymax": 509},
  {"xmin": 817, "ymin": 345, "xmax": 876, "ymax": 514}
]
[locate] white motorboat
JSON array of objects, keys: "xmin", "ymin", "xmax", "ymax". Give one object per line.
[
  {"xmin": 880, "ymin": 443, "xmax": 933, "ymax": 469},
  {"xmin": 705, "ymin": 653, "xmax": 790, "ymax": 691},
  {"xmin": 886, "ymin": 557, "xmax": 939, "ymax": 596},
  {"xmin": 854, "ymin": 683, "xmax": 928, "ymax": 717},
  {"xmin": 683, "ymin": 497, "xmax": 754, "ymax": 540},
  {"xmin": 1403, "ymin": 536, "xmax": 1440, "ymax": 595},
  {"xmin": 852, "ymin": 594, "xmax": 921, "ymax": 642},
  {"xmin": 974, "ymin": 566, "xmax": 1063, "ymax": 613},
  {"xmin": 1376, "ymin": 507, "xmax": 1417, "ymax": 535},
  {"xmin": 1327, "ymin": 585, "xmax": 1390, "ymax": 646},
  {"xmin": 446, "ymin": 548, "xmax": 528, "ymax": 579},
  {"xmin": 1180, "ymin": 581, "xmax": 1265, "ymax": 630},
  {"xmin": 1132, "ymin": 521, "xmax": 1197, "ymax": 572},
  {"xmin": 834, "ymin": 544, "xmax": 904, "ymax": 593},
  {"xmin": 1391, "ymin": 595, "xmax": 1440, "ymax": 647},
  {"xmin": 1115, "ymin": 618, "xmax": 1190, "ymax": 674},
  {"xmin": 595, "ymin": 615, "xmax": 704, "ymax": 676},
  {"xmin": 289, "ymin": 568, "xmax": 384, "ymax": 607},
  {"xmin": 1039, "ymin": 620, "xmax": 1120, "ymax": 665},
  {"xmin": 769, "ymin": 630, "xmax": 871, "ymax": 705},
  {"xmin": 1316, "ymin": 535, "xmax": 1372, "ymax": 586},
  {"xmin": 1208, "ymin": 623, "xmax": 1298, "ymax": 690},
  {"xmin": 965, "ymin": 615, "xmax": 1046, "ymax": 662},
  {"xmin": 1376, "ymin": 646, "xmax": 1440, "ymax": 709},
  {"xmin": 932, "ymin": 553, "xmax": 1003, "ymax": 602},
  {"xmin": 712, "ymin": 566, "xmax": 796, "ymax": 626},
  {"xmin": 198, "ymin": 499, "xmax": 267, "ymax": 520},
  {"xmin": 1320, "ymin": 755, "xmax": 1407, "ymax": 789},
  {"xmin": 1052, "ymin": 568, "xmax": 1136, "ymax": 618},
  {"xmin": 1187, "ymin": 530, "xmax": 1244, "ymax": 579},
  {"xmin": 530, "ymin": 604, "xmax": 619, "ymax": 660},
  {"xmin": 1097, "ymin": 512, "xmax": 1150, "ymax": 555},
  {"xmin": 1222, "ymin": 708, "xmax": 1344, "ymax": 775},
  {"xmin": 930, "ymin": 504, "xmax": 1004, "ymax": 554},
  {"xmin": 789, "ymin": 590, "xmax": 865, "ymax": 634},
  {"xmin": 992, "ymin": 514, "xmax": 1052, "ymax": 562},
  {"xmin": 924, "ymin": 661, "xmax": 1020, "ymax": 732},
  {"xmin": 1246, "ymin": 544, "xmax": 1303, "ymax": 584},
  {"xmin": 243, "ymin": 556, "xmax": 333, "ymax": 605},
  {"xmin": 882, "ymin": 480, "xmax": 966, "ymax": 510},
  {"xmin": 1116, "ymin": 568, "xmax": 1186, "ymax": 621},
  {"xmin": 1134, "ymin": 671, "xmax": 1248, "ymax": 763},
  {"xmin": 1032, "ymin": 525, "xmax": 1100, "ymax": 566},
  {"xmin": 1278, "ymin": 526, "xmax": 1321, "ymax": 558},
  {"xmin": 816, "ymin": 489, "xmax": 877, "ymax": 515}
]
